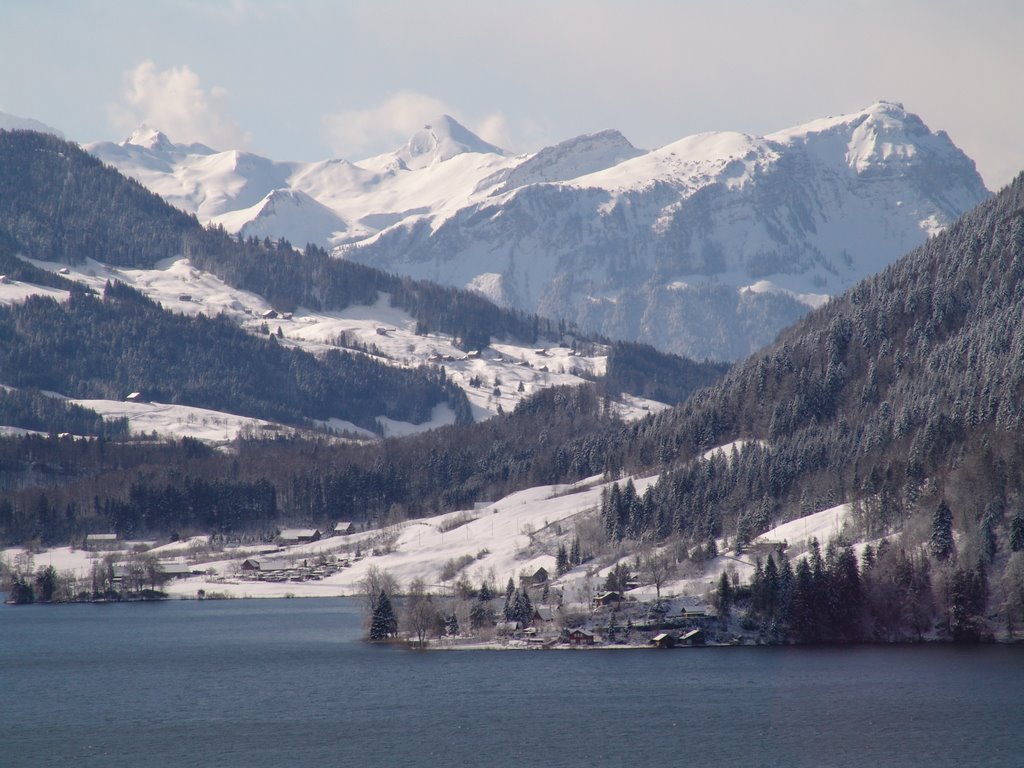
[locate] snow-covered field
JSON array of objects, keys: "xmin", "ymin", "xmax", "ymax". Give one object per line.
[
  {"xmin": 2, "ymin": 465, "xmax": 856, "ymax": 607},
  {"xmin": 2, "ymin": 473, "xmax": 639, "ymax": 599}
]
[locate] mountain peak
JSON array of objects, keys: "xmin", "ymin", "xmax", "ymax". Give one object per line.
[
  {"xmin": 120, "ymin": 126, "xmax": 217, "ymax": 156},
  {"xmin": 767, "ymin": 101, "xmax": 981, "ymax": 182},
  {"xmin": 123, "ymin": 125, "xmax": 175, "ymax": 151},
  {"xmin": 397, "ymin": 115, "xmax": 505, "ymax": 169}
]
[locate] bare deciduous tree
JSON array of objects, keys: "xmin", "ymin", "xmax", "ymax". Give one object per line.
[
  {"xmin": 403, "ymin": 577, "xmax": 440, "ymax": 648},
  {"xmin": 642, "ymin": 548, "xmax": 676, "ymax": 603}
]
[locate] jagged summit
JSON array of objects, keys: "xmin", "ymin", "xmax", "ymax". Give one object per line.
[
  {"xmin": 123, "ymin": 125, "xmax": 175, "ymax": 151},
  {"xmin": 120, "ymin": 125, "xmax": 216, "ymax": 156},
  {"xmin": 85, "ymin": 101, "xmax": 992, "ymax": 361},
  {"xmin": 395, "ymin": 115, "xmax": 505, "ymax": 170},
  {"xmin": 767, "ymin": 101, "xmax": 973, "ymax": 177}
]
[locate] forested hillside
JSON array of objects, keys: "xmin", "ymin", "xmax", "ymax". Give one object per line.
[
  {"xmin": 0, "ymin": 129, "xmax": 727, "ymax": 546},
  {"xmin": 0, "ymin": 384, "xmax": 618, "ymax": 544},
  {"xmin": 606, "ymin": 173, "xmax": 1024, "ymax": 552},
  {"xmin": 0, "ymin": 280, "xmax": 467, "ymax": 431}
]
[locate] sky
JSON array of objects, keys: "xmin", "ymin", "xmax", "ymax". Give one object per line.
[{"xmin": 2, "ymin": 1, "xmax": 1022, "ymax": 189}]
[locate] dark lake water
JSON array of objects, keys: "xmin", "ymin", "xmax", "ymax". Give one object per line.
[{"xmin": 2, "ymin": 595, "xmax": 1022, "ymax": 768}]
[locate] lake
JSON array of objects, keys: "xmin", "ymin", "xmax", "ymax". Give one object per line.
[{"xmin": 2, "ymin": 596, "xmax": 1022, "ymax": 767}]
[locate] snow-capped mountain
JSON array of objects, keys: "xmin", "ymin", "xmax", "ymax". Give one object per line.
[{"xmin": 86, "ymin": 102, "xmax": 989, "ymax": 360}]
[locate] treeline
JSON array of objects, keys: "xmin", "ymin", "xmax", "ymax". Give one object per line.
[
  {"xmin": 602, "ymin": 341, "xmax": 730, "ymax": 405},
  {"xmin": 721, "ymin": 537, "xmax": 995, "ymax": 644},
  {"xmin": 0, "ymin": 238, "xmax": 86, "ymax": 291},
  {"xmin": 0, "ymin": 384, "xmax": 623, "ymax": 544},
  {"xmin": 0, "ymin": 387, "xmax": 127, "ymax": 438},
  {"xmin": 0, "ymin": 281, "xmax": 468, "ymax": 431}
]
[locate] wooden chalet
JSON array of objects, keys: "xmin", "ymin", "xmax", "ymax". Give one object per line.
[
  {"xmin": 568, "ymin": 628, "xmax": 596, "ymax": 646},
  {"xmin": 533, "ymin": 606, "xmax": 555, "ymax": 624},
  {"xmin": 333, "ymin": 521, "xmax": 356, "ymax": 536},
  {"xmin": 522, "ymin": 566, "xmax": 549, "ymax": 587},
  {"xmin": 594, "ymin": 591, "xmax": 622, "ymax": 608}
]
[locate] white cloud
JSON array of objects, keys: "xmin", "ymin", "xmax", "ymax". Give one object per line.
[
  {"xmin": 107, "ymin": 61, "xmax": 249, "ymax": 150},
  {"xmin": 322, "ymin": 91, "xmax": 517, "ymax": 159},
  {"xmin": 474, "ymin": 112, "xmax": 512, "ymax": 151}
]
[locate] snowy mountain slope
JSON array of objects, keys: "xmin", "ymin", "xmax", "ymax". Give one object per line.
[
  {"xmin": 211, "ymin": 188, "xmax": 348, "ymax": 246},
  {"xmin": 86, "ymin": 115, "xmax": 517, "ymax": 245},
  {"xmin": 487, "ymin": 129, "xmax": 646, "ymax": 193},
  {"xmin": 84, "ymin": 102, "xmax": 988, "ymax": 360},
  {"xmin": 0, "ymin": 110, "xmax": 64, "ymax": 138},
  {"xmin": 349, "ymin": 103, "xmax": 989, "ymax": 360}
]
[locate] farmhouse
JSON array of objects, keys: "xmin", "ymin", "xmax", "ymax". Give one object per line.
[
  {"xmin": 278, "ymin": 528, "xmax": 321, "ymax": 545},
  {"xmin": 158, "ymin": 562, "xmax": 194, "ymax": 579},
  {"xmin": 333, "ymin": 521, "xmax": 356, "ymax": 536},
  {"xmin": 522, "ymin": 566, "xmax": 549, "ymax": 587}
]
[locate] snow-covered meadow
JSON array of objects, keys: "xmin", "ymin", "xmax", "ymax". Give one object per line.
[{"xmin": 3, "ymin": 459, "xmax": 856, "ymax": 609}]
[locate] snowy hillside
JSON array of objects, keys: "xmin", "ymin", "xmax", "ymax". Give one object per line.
[
  {"xmin": 2, "ymin": 255, "xmax": 665, "ymax": 442},
  {"xmin": 1, "ymin": 468, "xmax": 856, "ymax": 606},
  {"xmin": 86, "ymin": 102, "xmax": 989, "ymax": 361}
]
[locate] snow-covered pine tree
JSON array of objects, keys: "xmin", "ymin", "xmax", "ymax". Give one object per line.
[{"xmin": 369, "ymin": 590, "xmax": 398, "ymax": 640}]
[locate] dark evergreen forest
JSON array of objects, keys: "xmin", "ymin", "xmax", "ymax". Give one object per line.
[{"xmin": 0, "ymin": 280, "xmax": 467, "ymax": 431}]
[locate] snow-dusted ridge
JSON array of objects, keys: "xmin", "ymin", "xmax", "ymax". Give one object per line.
[
  {"xmin": 1, "ymin": 255, "xmax": 666, "ymax": 441},
  {"xmin": 86, "ymin": 102, "xmax": 988, "ymax": 361}
]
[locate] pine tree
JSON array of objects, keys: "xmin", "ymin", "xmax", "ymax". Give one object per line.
[
  {"xmin": 931, "ymin": 501, "xmax": 954, "ymax": 561},
  {"xmin": 470, "ymin": 601, "xmax": 493, "ymax": 631},
  {"xmin": 715, "ymin": 570, "xmax": 732, "ymax": 621},
  {"xmin": 570, "ymin": 535, "xmax": 581, "ymax": 566},
  {"xmin": 1010, "ymin": 513, "xmax": 1024, "ymax": 552},
  {"xmin": 556, "ymin": 543, "xmax": 569, "ymax": 575},
  {"xmin": 503, "ymin": 577, "xmax": 516, "ymax": 618},
  {"xmin": 478, "ymin": 581, "xmax": 493, "ymax": 602},
  {"xmin": 445, "ymin": 613, "xmax": 459, "ymax": 637},
  {"xmin": 369, "ymin": 590, "xmax": 398, "ymax": 640}
]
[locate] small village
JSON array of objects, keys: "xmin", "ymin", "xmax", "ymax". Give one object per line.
[
  {"xmin": 3, "ymin": 507, "xmax": 734, "ymax": 649},
  {"xmin": 4, "ymin": 474, "xmax": 862, "ymax": 650}
]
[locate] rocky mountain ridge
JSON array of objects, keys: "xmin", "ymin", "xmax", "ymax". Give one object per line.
[{"xmin": 86, "ymin": 102, "xmax": 989, "ymax": 360}]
